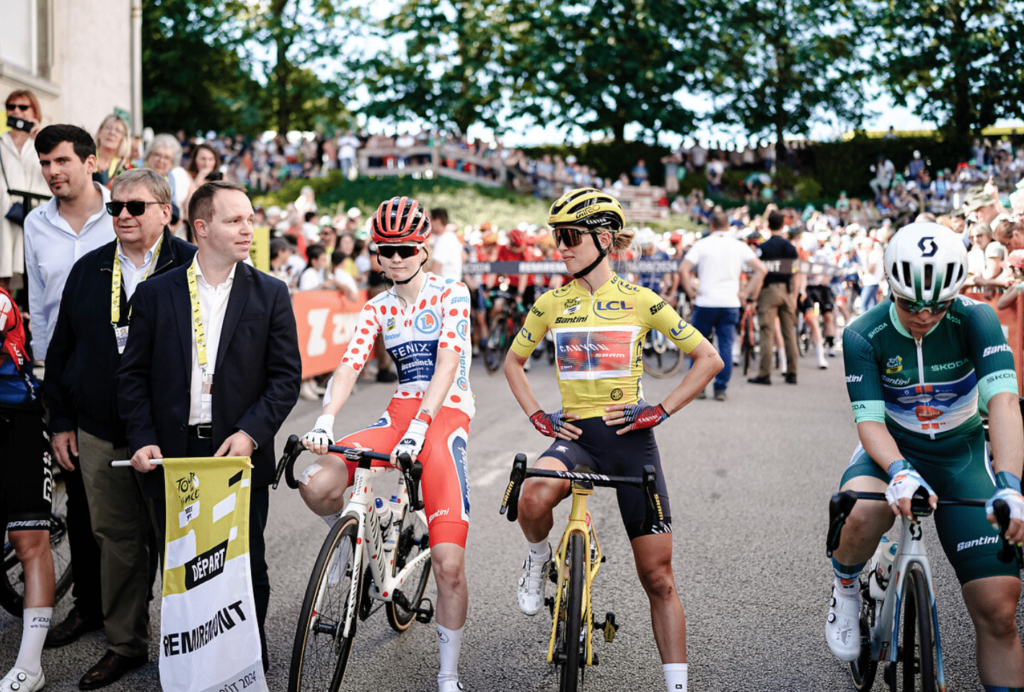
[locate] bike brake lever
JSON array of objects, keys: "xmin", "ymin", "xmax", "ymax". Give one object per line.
[
  {"xmin": 993, "ymin": 499, "xmax": 1022, "ymax": 566},
  {"xmin": 640, "ymin": 464, "xmax": 662, "ymax": 535},
  {"xmin": 274, "ymin": 434, "xmax": 301, "ymax": 490},
  {"xmin": 500, "ymin": 453, "xmax": 528, "ymax": 522},
  {"xmin": 826, "ymin": 490, "xmax": 858, "ymax": 557},
  {"xmin": 398, "ymin": 453, "xmax": 425, "ymax": 512}
]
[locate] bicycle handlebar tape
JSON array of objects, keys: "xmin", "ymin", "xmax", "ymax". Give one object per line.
[{"xmin": 279, "ymin": 434, "xmax": 303, "ymax": 490}]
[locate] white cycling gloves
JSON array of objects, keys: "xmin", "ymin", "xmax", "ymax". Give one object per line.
[
  {"xmin": 303, "ymin": 414, "xmax": 336, "ymax": 453},
  {"xmin": 884, "ymin": 459, "xmax": 936, "ymax": 512},
  {"xmin": 987, "ymin": 471, "xmax": 1024, "ymax": 531},
  {"xmin": 393, "ymin": 415, "xmax": 430, "ymax": 463}
]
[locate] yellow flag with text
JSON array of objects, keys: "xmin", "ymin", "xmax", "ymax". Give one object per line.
[{"xmin": 160, "ymin": 457, "xmax": 268, "ymax": 692}]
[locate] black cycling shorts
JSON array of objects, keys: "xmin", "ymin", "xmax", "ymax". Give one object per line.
[
  {"xmin": 541, "ymin": 418, "xmax": 671, "ymax": 541},
  {"xmin": 0, "ymin": 409, "xmax": 52, "ymax": 532},
  {"xmin": 804, "ymin": 285, "xmax": 835, "ymax": 314}
]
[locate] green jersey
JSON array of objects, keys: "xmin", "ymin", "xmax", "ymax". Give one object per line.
[{"xmin": 843, "ymin": 297, "xmax": 1018, "ymax": 442}]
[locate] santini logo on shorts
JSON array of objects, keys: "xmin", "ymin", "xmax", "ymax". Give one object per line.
[{"xmin": 957, "ymin": 535, "xmax": 999, "ymax": 552}]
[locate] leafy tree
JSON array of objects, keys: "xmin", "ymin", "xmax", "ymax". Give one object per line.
[
  {"xmin": 142, "ymin": 0, "xmax": 262, "ymax": 135},
  {"xmin": 870, "ymin": 0, "xmax": 1024, "ymax": 136},
  {"xmin": 702, "ymin": 0, "xmax": 867, "ymax": 157},
  {"xmin": 505, "ymin": 0, "xmax": 699, "ymax": 143},
  {"xmin": 353, "ymin": 0, "xmax": 510, "ymax": 135}
]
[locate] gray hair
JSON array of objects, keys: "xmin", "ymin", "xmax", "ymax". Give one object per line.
[
  {"xmin": 145, "ymin": 133, "xmax": 182, "ymax": 167},
  {"xmin": 110, "ymin": 168, "xmax": 172, "ymax": 205}
]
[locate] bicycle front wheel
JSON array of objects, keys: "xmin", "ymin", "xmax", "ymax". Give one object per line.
[
  {"xmin": 386, "ymin": 510, "xmax": 431, "ymax": 632},
  {"xmin": 483, "ymin": 312, "xmax": 509, "ymax": 374},
  {"xmin": 1, "ymin": 466, "xmax": 73, "ymax": 617},
  {"xmin": 899, "ymin": 564, "xmax": 936, "ymax": 692},
  {"xmin": 289, "ymin": 514, "xmax": 362, "ymax": 692},
  {"xmin": 556, "ymin": 533, "xmax": 585, "ymax": 692}
]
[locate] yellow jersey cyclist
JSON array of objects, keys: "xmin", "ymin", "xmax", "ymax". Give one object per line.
[
  {"xmin": 503, "ymin": 188, "xmax": 724, "ymax": 692},
  {"xmin": 828, "ymin": 222, "xmax": 1024, "ymax": 691}
]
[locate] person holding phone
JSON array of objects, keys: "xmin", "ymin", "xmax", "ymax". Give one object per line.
[{"xmin": 0, "ymin": 90, "xmax": 48, "ymax": 292}]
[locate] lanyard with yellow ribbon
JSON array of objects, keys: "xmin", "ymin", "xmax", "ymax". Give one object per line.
[
  {"xmin": 111, "ymin": 235, "xmax": 164, "ymax": 325},
  {"xmin": 186, "ymin": 261, "xmax": 208, "ymax": 370}
]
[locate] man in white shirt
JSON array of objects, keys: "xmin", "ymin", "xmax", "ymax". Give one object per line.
[
  {"xmin": 428, "ymin": 208, "xmax": 464, "ymax": 281},
  {"xmin": 24, "ymin": 125, "xmax": 116, "ymax": 362},
  {"xmin": 337, "ymin": 130, "xmax": 360, "ymax": 174},
  {"xmin": 680, "ymin": 212, "xmax": 767, "ymax": 400}
]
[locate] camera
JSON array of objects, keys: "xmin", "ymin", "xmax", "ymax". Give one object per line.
[
  {"xmin": 6, "ymin": 116, "xmax": 34, "ymax": 133},
  {"xmin": 206, "ymin": 171, "xmax": 224, "ymax": 182}
]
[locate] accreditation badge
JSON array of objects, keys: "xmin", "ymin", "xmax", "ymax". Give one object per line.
[{"xmin": 114, "ymin": 325, "xmax": 130, "ymax": 355}]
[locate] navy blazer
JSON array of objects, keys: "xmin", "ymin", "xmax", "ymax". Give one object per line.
[{"xmin": 115, "ymin": 260, "xmax": 301, "ymax": 492}]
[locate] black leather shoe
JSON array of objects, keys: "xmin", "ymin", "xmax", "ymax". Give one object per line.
[
  {"xmin": 747, "ymin": 376, "xmax": 771, "ymax": 385},
  {"xmin": 45, "ymin": 608, "xmax": 103, "ymax": 648},
  {"xmin": 785, "ymin": 373, "xmax": 797, "ymax": 384},
  {"xmin": 78, "ymin": 650, "xmax": 148, "ymax": 690}
]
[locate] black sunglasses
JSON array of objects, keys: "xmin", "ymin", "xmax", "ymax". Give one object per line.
[
  {"xmin": 5, "ymin": 104, "xmax": 30, "ymax": 112},
  {"xmin": 106, "ymin": 201, "xmax": 163, "ymax": 217},
  {"xmin": 377, "ymin": 244, "xmax": 420, "ymax": 259},
  {"xmin": 554, "ymin": 227, "xmax": 589, "ymax": 248}
]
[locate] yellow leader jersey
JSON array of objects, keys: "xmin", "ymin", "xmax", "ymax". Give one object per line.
[{"xmin": 511, "ymin": 275, "xmax": 705, "ymax": 420}]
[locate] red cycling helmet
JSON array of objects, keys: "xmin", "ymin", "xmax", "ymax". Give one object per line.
[
  {"xmin": 371, "ymin": 196, "xmax": 431, "ymax": 244},
  {"xmin": 508, "ymin": 228, "xmax": 526, "ymax": 247}
]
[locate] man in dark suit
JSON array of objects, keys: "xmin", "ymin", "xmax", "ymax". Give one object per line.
[
  {"xmin": 46, "ymin": 168, "xmax": 196, "ymax": 689},
  {"xmin": 116, "ymin": 181, "xmax": 301, "ymax": 668}
]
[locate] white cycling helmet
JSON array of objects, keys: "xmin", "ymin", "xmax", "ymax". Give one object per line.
[
  {"xmin": 633, "ymin": 227, "xmax": 658, "ymax": 251},
  {"xmin": 884, "ymin": 222, "xmax": 968, "ymax": 302}
]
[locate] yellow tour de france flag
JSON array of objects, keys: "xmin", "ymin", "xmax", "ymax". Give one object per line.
[{"xmin": 160, "ymin": 457, "xmax": 268, "ymax": 692}]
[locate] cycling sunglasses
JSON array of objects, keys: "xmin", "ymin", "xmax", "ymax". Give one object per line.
[
  {"xmin": 6, "ymin": 103, "xmax": 30, "ymax": 112},
  {"xmin": 377, "ymin": 244, "xmax": 420, "ymax": 260},
  {"xmin": 553, "ymin": 227, "xmax": 598, "ymax": 248},
  {"xmin": 106, "ymin": 201, "xmax": 163, "ymax": 217},
  {"xmin": 894, "ymin": 297, "xmax": 953, "ymax": 315}
]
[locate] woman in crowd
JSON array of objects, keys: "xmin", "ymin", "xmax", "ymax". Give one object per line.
[
  {"xmin": 183, "ymin": 143, "xmax": 221, "ymax": 219},
  {"xmin": 143, "ymin": 133, "xmax": 190, "ymax": 237},
  {"xmin": 0, "ymin": 89, "xmax": 47, "ymax": 292},
  {"xmin": 93, "ymin": 115, "xmax": 131, "ymax": 186}
]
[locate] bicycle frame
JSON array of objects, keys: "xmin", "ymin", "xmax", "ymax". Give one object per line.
[
  {"xmin": 333, "ymin": 461, "xmax": 432, "ymax": 638},
  {"xmin": 868, "ymin": 517, "xmax": 945, "ymax": 686},
  {"xmin": 546, "ymin": 481, "xmax": 602, "ymax": 667}
]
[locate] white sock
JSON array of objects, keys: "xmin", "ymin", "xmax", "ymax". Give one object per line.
[
  {"xmin": 778, "ymin": 351, "xmax": 787, "ymax": 373},
  {"xmin": 834, "ymin": 576, "xmax": 859, "ymax": 597},
  {"xmin": 14, "ymin": 607, "xmax": 51, "ymax": 676},
  {"xmin": 321, "ymin": 510, "xmax": 343, "ymax": 528},
  {"xmin": 663, "ymin": 662, "xmax": 687, "ymax": 691},
  {"xmin": 815, "ymin": 342, "xmax": 825, "ymax": 360},
  {"xmin": 527, "ymin": 540, "xmax": 550, "ymax": 561},
  {"xmin": 436, "ymin": 624, "xmax": 464, "ymax": 687}
]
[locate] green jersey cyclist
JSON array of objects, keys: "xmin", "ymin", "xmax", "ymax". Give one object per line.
[
  {"xmin": 503, "ymin": 188, "xmax": 724, "ymax": 692},
  {"xmin": 827, "ymin": 222, "xmax": 1024, "ymax": 691}
]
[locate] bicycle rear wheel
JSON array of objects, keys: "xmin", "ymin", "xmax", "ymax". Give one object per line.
[
  {"xmin": 555, "ymin": 533, "xmax": 585, "ymax": 692},
  {"xmin": 483, "ymin": 312, "xmax": 509, "ymax": 374},
  {"xmin": 1, "ymin": 462, "xmax": 72, "ymax": 617},
  {"xmin": 289, "ymin": 514, "xmax": 362, "ymax": 692},
  {"xmin": 643, "ymin": 332, "xmax": 683, "ymax": 379},
  {"xmin": 850, "ymin": 579, "xmax": 877, "ymax": 691},
  {"xmin": 898, "ymin": 564, "xmax": 936, "ymax": 692},
  {"xmin": 386, "ymin": 509, "xmax": 431, "ymax": 632}
]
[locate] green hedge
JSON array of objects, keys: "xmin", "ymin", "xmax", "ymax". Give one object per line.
[{"xmin": 521, "ymin": 141, "xmax": 673, "ymax": 186}]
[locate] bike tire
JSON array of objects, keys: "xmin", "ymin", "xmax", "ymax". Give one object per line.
[
  {"xmin": 850, "ymin": 580, "xmax": 877, "ymax": 691},
  {"xmin": 1, "ymin": 463, "xmax": 73, "ymax": 617},
  {"xmin": 386, "ymin": 509, "xmax": 431, "ymax": 632},
  {"xmin": 483, "ymin": 312, "xmax": 509, "ymax": 374},
  {"xmin": 556, "ymin": 533, "xmax": 585, "ymax": 692},
  {"xmin": 900, "ymin": 564, "xmax": 936, "ymax": 692},
  {"xmin": 741, "ymin": 319, "xmax": 754, "ymax": 377},
  {"xmin": 643, "ymin": 334, "xmax": 683, "ymax": 380},
  {"xmin": 288, "ymin": 514, "xmax": 362, "ymax": 692}
]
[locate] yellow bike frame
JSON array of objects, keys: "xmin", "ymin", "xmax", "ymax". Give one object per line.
[{"xmin": 546, "ymin": 479, "xmax": 603, "ymax": 667}]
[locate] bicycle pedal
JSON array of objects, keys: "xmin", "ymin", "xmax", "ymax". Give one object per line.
[
  {"xmin": 600, "ymin": 555, "xmax": 607, "ymax": 563},
  {"xmin": 599, "ymin": 612, "xmax": 617, "ymax": 642},
  {"xmin": 591, "ymin": 652, "xmax": 598, "ymax": 666},
  {"xmin": 414, "ymin": 598, "xmax": 435, "ymax": 624}
]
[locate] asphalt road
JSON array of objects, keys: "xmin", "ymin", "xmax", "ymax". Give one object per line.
[{"xmin": 1, "ymin": 352, "xmax": 1016, "ymax": 691}]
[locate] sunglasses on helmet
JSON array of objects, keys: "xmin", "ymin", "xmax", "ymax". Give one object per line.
[
  {"xmin": 894, "ymin": 297, "xmax": 953, "ymax": 315},
  {"xmin": 377, "ymin": 244, "xmax": 420, "ymax": 260},
  {"xmin": 105, "ymin": 201, "xmax": 163, "ymax": 217}
]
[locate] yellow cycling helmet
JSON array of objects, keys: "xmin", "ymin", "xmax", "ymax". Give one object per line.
[{"xmin": 548, "ymin": 187, "xmax": 625, "ymax": 231}]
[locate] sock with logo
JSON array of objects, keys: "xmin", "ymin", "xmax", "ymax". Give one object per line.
[
  {"xmin": 528, "ymin": 540, "xmax": 551, "ymax": 562},
  {"xmin": 832, "ymin": 558, "xmax": 866, "ymax": 597},
  {"xmin": 663, "ymin": 663, "xmax": 687, "ymax": 691},
  {"xmin": 437, "ymin": 624, "xmax": 464, "ymax": 688},
  {"xmin": 14, "ymin": 607, "xmax": 51, "ymax": 676}
]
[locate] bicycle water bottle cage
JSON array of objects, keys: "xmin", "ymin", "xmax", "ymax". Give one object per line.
[{"xmin": 826, "ymin": 491, "xmax": 858, "ymax": 557}]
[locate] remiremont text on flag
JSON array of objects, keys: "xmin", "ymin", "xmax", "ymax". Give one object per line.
[
  {"xmin": 160, "ymin": 456, "xmax": 268, "ymax": 692},
  {"xmin": 461, "ymin": 259, "xmax": 841, "ymax": 277}
]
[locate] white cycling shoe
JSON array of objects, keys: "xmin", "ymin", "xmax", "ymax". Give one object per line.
[
  {"xmin": 517, "ymin": 547, "xmax": 551, "ymax": 616},
  {"xmin": 0, "ymin": 667, "xmax": 45, "ymax": 692},
  {"xmin": 439, "ymin": 682, "xmax": 465, "ymax": 692},
  {"xmin": 826, "ymin": 586, "xmax": 862, "ymax": 662}
]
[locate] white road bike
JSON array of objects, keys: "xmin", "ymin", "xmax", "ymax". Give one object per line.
[{"xmin": 276, "ymin": 435, "xmax": 434, "ymax": 692}]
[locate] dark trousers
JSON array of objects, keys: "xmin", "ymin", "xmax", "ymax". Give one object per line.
[
  {"xmin": 690, "ymin": 306, "xmax": 739, "ymax": 392},
  {"xmin": 149, "ymin": 435, "xmax": 270, "ymax": 666},
  {"xmin": 62, "ymin": 461, "xmax": 104, "ymax": 622}
]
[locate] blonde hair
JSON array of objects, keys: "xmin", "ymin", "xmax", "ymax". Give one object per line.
[
  {"xmin": 611, "ymin": 227, "xmax": 636, "ymax": 251},
  {"xmin": 96, "ymin": 114, "xmax": 131, "ymax": 158}
]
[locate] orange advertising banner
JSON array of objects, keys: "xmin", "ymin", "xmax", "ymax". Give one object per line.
[
  {"xmin": 293, "ymin": 290, "xmax": 369, "ymax": 378},
  {"xmin": 962, "ymin": 291, "xmax": 1024, "ymax": 392}
]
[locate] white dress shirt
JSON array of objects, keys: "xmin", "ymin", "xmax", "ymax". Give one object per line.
[
  {"xmin": 24, "ymin": 183, "xmax": 115, "ymax": 360},
  {"xmin": 188, "ymin": 257, "xmax": 236, "ymax": 425},
  {"xmin": 118, "ymin": 234, "xmax": 163, "ymax": 300},
  {"xmin": 432, "ymin": 231, "xmax": 464, "ymax": 280},
  {"xmin": 683, "ymin": 231, "xmax": 757, "ymax": 308}
]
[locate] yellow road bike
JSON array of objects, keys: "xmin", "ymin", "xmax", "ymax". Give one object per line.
[{"xmin": 499, "ymin": 453, "xmax": 663, "ymax": 692}]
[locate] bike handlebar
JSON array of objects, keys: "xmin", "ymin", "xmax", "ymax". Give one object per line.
[
  {"xmin": 498, "ymin": 453, "xmax": 664, "ymax": 534},
  {"xmin": 273, "ymin": 434, "xmax": 425, "ymax": 511},
  {"xmin": 825, "ymin": 489, "xmax": 1020, "ymax": 567}
]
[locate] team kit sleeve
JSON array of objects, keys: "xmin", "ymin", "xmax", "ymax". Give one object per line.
[
  {"xmin": 339, "ymin": 301, "xmax": 383, "ymax": 374},
  {"xmin": 842, "ymin": 328, "xmax": 886, "ymax": 424},
  {"xmin": 510, "ymin": 290, "xmax": 552, "ymax": 358},
  {"xmin": 965, "ymin": 302, "xmax": 1019, "ymax": 405},
  {"xmin": 439, "ymin": 282, "xmax": 473, "ymax": 354},
  {"xmin": 642, "ymin": 290, "xmax": 704, "ymax": 353}
]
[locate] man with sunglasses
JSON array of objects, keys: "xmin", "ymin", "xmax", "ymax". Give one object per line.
[
  {"xmin": 43, "ymin": 168, "xmax": 196, "ymax": 688},
  {"xmin": 826, "ymin": 222, "xmax": 1024, "ymax": 692}
]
